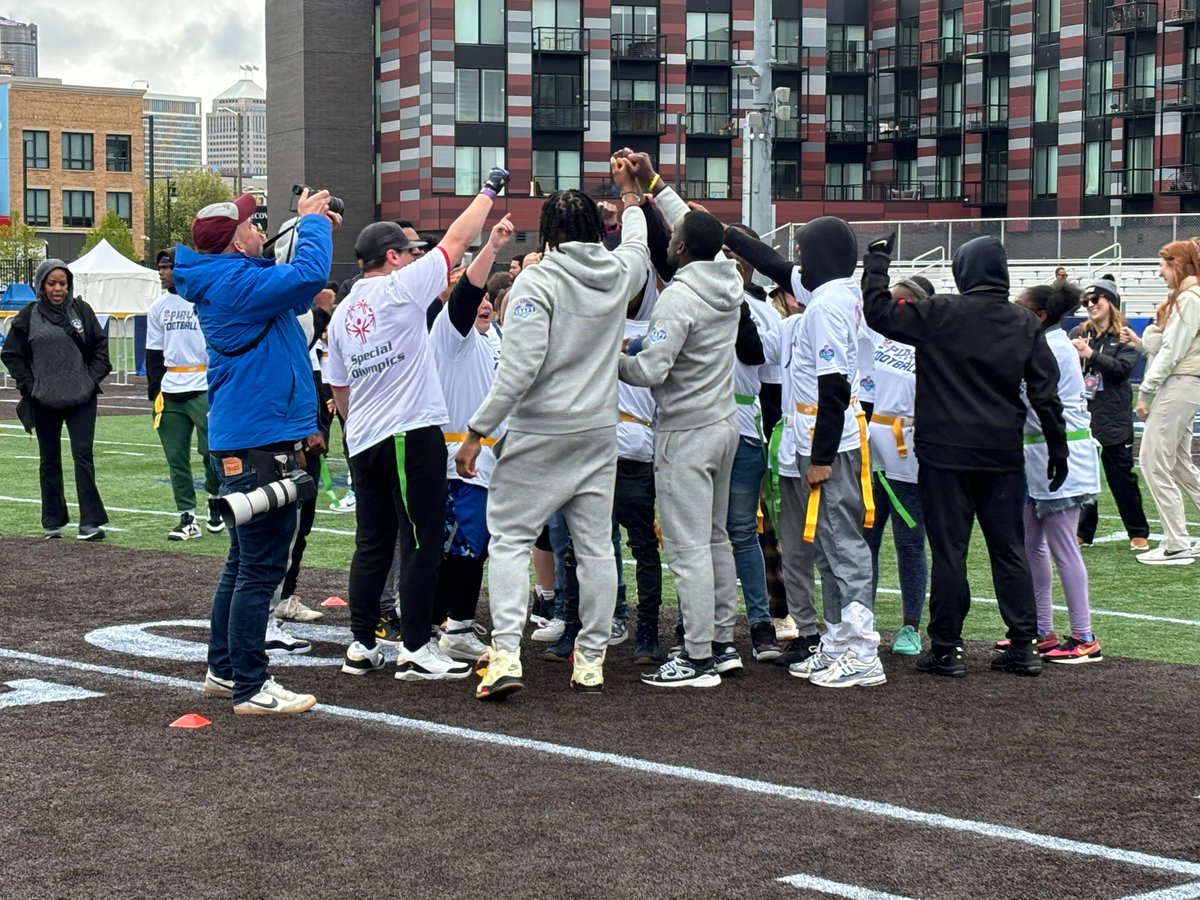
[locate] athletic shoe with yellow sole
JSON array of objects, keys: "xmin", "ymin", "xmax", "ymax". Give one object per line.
[
  {"xmin": 1043, "ymin": 635, "xmax": 1103, "ymax": 665},
  {"xmin": 475, "ymin": 644, "xmax": 524, "ymax": 700},
  {"xmin": 570, "ymin": 645, "xmax": 605, "ymax": 693},
  {"xmin": 232, "ymin": 678, "xmax": 317, "ymax": 715}
]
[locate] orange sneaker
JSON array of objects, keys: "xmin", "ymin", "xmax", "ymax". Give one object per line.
[
  {"xmin": 1043, "ymin": 635, "xmax": 1103, "ymax": 665},
  {"xmin": 994, "ymin": 632, "xmax": 1059, "ymax": 652}
]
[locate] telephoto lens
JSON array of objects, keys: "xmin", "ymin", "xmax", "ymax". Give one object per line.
[
  {"xmin": 328, "ymin": 196, "xmax": 345, "ymax": 215},
  {"xmin": 218, "ymin": 470, "xmax": 317, "ymax": 528}
]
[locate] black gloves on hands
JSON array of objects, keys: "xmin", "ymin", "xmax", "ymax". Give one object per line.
[
  {"xmin": 867, "ymin": 232, "xmax": 896, "ymax": 257},
  {"xmin": 483, "ymin": 167, "xmax": 511, "ymax": 196},
  {"xmin": 1047, "ymin": 457, "xmax": 1069, "ymax": 493}
]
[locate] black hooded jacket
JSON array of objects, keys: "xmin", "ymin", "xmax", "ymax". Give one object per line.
[{"xmin": 862, "ymin": 235, "xmax": 1067, "ymax": 471}]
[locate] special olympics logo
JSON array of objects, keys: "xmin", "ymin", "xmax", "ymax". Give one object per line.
[{"xmin": 345, "ymin": 299, "xmax": 376, "ymax": 344}]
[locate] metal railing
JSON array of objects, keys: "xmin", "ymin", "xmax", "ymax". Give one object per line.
[
  {"xmin": 1105, "ymin": 1, "xmax": 1158, "ymax": 33},
  {"xmin": 828, "ymin": 44, "xmax": 870, "ymax": 74},
  {"xmin": 963, "ymin": 180, "xmax": 1009, "ymax": 206},
  {"xmin": 677, "ymin": 180, "xmax": 733, "ymax": 199},
  {"xmin": 1086, "ymin": 242, "xmax": 1123, "ymax": 281},
  {"xmin": 611, "ymin": 33, "xmax": 665, "ymax": 60},
  {"xmin": 921, "ymin": 36, "xmax": 964, "ymax": 65},
  {"xmin": 685, "ymin": 113, "xmax": 736, "ymax": 136},
  {"xmin": 1165, "ymin": 1, "xmax": 1198, "ymax": 25},
  {"xmin": 1104, "ymin": 168, "xmax": 1154, "ymax": 196},
  {"xmin": 876, "ymin": 44, "xmax": 920, "ymax": 70},
  {"xmin": 611, "ymin": 106, "xmax": 665, "ymax": 134},
  {"xmin": 686, "ymin": 38, "xmax": 733, "ymax": 62},
  {"xmin": 1105, "ymin": 85, "xmax": 1157, "ymax": 117},
  {"xmin": 1163, "ymin": 164, "xmax": 1200, "ymax": 193},
  {"xmin": 532, "ymin": 104, "xmax": 587, "ymax": 130},
  {"xmin": 877, "ymin": 118, "xmax": 920, "ymax": 141},
  {"xmin": 773, "ymin": 44, "xmax": 811, "ymax": 68},
  {"xmin": 964, "ymin": 104, "xmax": 1009, "ymax": 131},
  {"xmin": 1163, "ymin": 77, "xmax": 1200, "ymax": 110},
  {"xmin": 826, "ymin": 118, "xmax": 871, "ymax": 143},
  {"xmin": 532, "ymin": 26, "xmax": 587, "ymax": 53},
  {"xmin": 919, "ymin": 112, "xmax": 962, "ymax": 137},
  {"xmin": 964, "ymin": 27, "xmax": 1010, "ymax": 57},
  {"xmin": 530, "ymin": 175, "xmax": 583, "ymax": 196}
]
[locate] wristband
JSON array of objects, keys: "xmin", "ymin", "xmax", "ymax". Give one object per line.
[
  {"xmin": 647, "ymin": 173, "xmax": 661, "ymax": 192},
  {"xmin": 481, "ymin": 187, "xmax": 498, "ymax": 200}
]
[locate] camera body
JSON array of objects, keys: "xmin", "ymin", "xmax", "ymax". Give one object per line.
[
  {"xmin": 218, "ymin": 469, "xmax": 318, "ymax": 529},
  {"xmin": 291, "ymin": 183, "xmax": 345, "ymax": 216}
]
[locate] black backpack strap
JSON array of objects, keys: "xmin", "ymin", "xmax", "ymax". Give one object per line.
[{"xmin": 210, "ymin": 318, "xmax": 277, "ymax": 358}]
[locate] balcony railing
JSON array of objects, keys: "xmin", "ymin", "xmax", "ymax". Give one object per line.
[
  {"xmin": 1104, "ymin": 85, "xmax": 1156, "ymax": 117},
  {"xmin": 611, "ymin": 105, "xmax": 665, "ymax": 134},
  {"xmin": 828, "ymin": 44, "xmax": 870, "ymax": 74},
  {"xmin": 611, "ymin": 33, "xmax": 665, "ymax": 61},
  {"xmin": 1162, "ymin": 165, "xmax": 1200, "ymax": 194},
  {"xmin": 678, "ymin": 179, "xmax": 733, "ymax": 199},
  {"xmin": 963, "ymin": 180, "xmax": 1009, "ymax": 206},
  {"xmin": 879, "ymin": 182, "xmax": 928, "ymax": 201},
  {"xmin": 686, "ymin": 38, "xmax": 734, "ymax": 63},
  {"xmin": 685, "ymin": 113, "xmax": 736, "ymax": 136},
  {"xmin": 774, "ymin": 117, "xmax": 810, "ymax": 140},
  {"xmin": 1105, "ymin": 1, "xmax": 1158, "ymax": 33},
  {"xmin": 877, "ymin": 118, "xmax": 920, "ymax": 141},
  {"xmin": 773, "ymin": 44, "xmax": 811, "ymax": 69},
  {"xmin": 825, "ymin": 118, "xmax": 871, "ymax": 143},
  {"xmin": 922, "ymin": 36, "xmax": 964, "ymax": 66},
  {"xmin": 1165, "ymin": 2, "xmax": 1199, "ymax": 25},
  {"xmin": 964, "ymin": 28, "xmax": 1010, "ymax": 57},
  {"xmin": 1163, "ymin": 77, "xmax": 1200, "ymax": 111},
  {"xmin": 532, "ymin": 104, "xmax": 588, "ymax": 130},
  {"xmin": 876, "ymin": 44, "xmax": 920, "ymax": 71},
  {"xmin": 533, "ymin": 27, "xmax": 587, "ymax": 53},
  {"xmin": 964, "ymin": 104, "xmax": 1010, "ymax": 132},
  {"xmin": 1103, "ymin": 167, "xmax": 1155, "ymax": 197},
  {"xmin": 530, "ymin": 175, "xmax": 584, "ymax": 196},
  {"xmin": 919, "ymin": 112, "xmax": 963, "ymax": 137}
]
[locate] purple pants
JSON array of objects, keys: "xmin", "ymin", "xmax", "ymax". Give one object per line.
[{"xmin": 1023, "ymin": 501, "xmax": 1092, "ymax": 637}]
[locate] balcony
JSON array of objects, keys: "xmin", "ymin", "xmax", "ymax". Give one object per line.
[
  {"xmin": 825, "ymin": 118, "xmax": 871, "ymax": 143},
  {"xmin": 964, "ymin": 28, "xmax": 1010, "ymax": 58},
  {"xmin": 678, "ymin": 179, "xmax": 733, "ymax": 199},
  {"xmin": 685, "ymin": 113, "xmax": 736, "ymax": 136},
  {"xmin": 1163, "ymin": 77, "xmax": 1200, "ymax": 111},
  {"xmin": 611, "ymin": 33, "xmax": 665, "ymax": 61},
  {"xmin": 877, "ymin": 118, "xmax": 920, "ymax": 142},
  {"xmin": 963, "ymin": 180, "xmax": 1009, "ymax": 206},
  {"xmin": 919, "ymin": 112, "xmax": 963, "ymax": 138},
  {"xmin": 1104, "ymin": 85, "xmax": 1156, "ymax": 117},
  {"xmin": 878, "ymin": 182, "xmax": 928, "ymax": 201},
  {"xmin": 876, "ymin": 44, "xmax": 920, "ymax": 71},
  {"xmin": 773, "ymin": 45, "xmax": 812, "ymax": 70},
  {"xmin": 533, "ymin": 27, "xmax": 587, "ymax": 53},
  {"xmin": 611, "ymin": 105, "xmax": 665, "ymax": 134},
  {"xmin": 1163, "ymin": 165, "xmax": 1200, "ymax": 194},
  {"xmin": 530, "ymin": 175, "xmax": 584, "ymax": 196},
  {"xmin": 964, "ymin": 104, "xmax": 1009, "ymax": 132},
  {"xmin": 774, "ymin": 117, "xmax": 810, "ymax": 141},
  {"xmin": 532, "ymin": 104, "xmax": 588, "ymax": 130},
  {"xmin": 1104, "ymin": 1, "xmax": 1158, "ymax": 34},
  {"xmin": 828, "ymin": 44, "xmax": 870, "ymax": 75},
  {"xmin": 1103, "ymin": 168, "xmax": 1154, "ymax": 197},
  {"xmin": 686, "ymin": 39, "xmax": 734, "ymax": 63},
  {"xmin": 1165, "ymin": 2, "xmax": 1199, "ymax": 26},
  {"xmin": 922, "ymin": 36, "xmax": 964, "ymax": 66}
]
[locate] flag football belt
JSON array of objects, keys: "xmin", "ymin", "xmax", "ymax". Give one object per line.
[
  {"xmin": 167, "ymin": 365, "xmax": 207, "ymax": 373},
  {"xmin": 795, "ymin": 401, "xmax": 875, "ymax": 542},
  {"xmin": 1023, "ymin": 428, "xmax": 1092, "ymax": 445},
  {"xmin": 870, "ymin": 412, "xmax": 909, "ymax": 458},
  {"xmin": 443, "ymin": 431, "xmax": 498, "ymax": 447},
  {"xmin": 619, "ymin": 411, "xmax": 653, "ymax": 428}
]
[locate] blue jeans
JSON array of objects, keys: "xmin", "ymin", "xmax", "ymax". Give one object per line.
[
  {"xmin": 207, "ymin": 463, "xmax": 297, "ymax": 704},
  {"xmin": 864, "ymin": 474, "xmax": 927, "ymax": 627},
  {"xmin": 552, "ymin": 509, "xmax": 629, "ymax": 623},
  {"xmin": 727, "ymin": 436, "xmax": 769, "ymax": 625}
]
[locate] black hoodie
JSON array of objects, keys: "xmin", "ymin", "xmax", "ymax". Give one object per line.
[{"xmin": 861, "ymin": 235, "xmax": 1067, "ymax": 471}]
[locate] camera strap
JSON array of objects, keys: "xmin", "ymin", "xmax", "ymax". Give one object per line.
[{"xmin": 209, "ymin": 318, "xmax": 277, "ymax": 358}]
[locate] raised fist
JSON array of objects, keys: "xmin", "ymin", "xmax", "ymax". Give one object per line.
[{"xmin": 483, "ymin": 167, "xmax": 511, "ymax": 196}]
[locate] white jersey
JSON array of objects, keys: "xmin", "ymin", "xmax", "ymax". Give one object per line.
[
  {"xmin": 745, "ymin": 292, "xmax": 784, "ymax": 384},
  {"xmin": 618, "ymin": 319, "xmax": 656, "ymax": 462},
  {"xmin": 430, "ymin": 303, "xmax": 503, "ymax": 487},
  {"xmin": 298, "ymin": 311, "xmax": 321, "ymax": 373},
  {"xmin": 857, "ymin": 319, "xmax": 879, "ymax": 406},
  {"xmin": 775, "ymin": 313, "xmax": 805, "ymax": 479},
  {"xmin": 146, "ymin": 292, "xmax": 208, "ymax": 393},
  {"xmin": 326, "ymin": 249, "xmax": 451, "ymax": 456},
  {"xmin": 731, "ymin": 290, "xmax": 781, "ymax": 441},
  {"xmin": 868, "ymin": 335, "xmax": 919, "ymax": 484},
  {"xmin": 788, "ymin": 277, "xmax": 863, "ymax": 458}
]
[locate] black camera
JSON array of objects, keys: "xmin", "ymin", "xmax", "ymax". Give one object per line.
[{"xmin": 291, "ymin": 184, "xmax": 345, "ymax": 216}]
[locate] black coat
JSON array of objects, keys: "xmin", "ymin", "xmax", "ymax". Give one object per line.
[{"xmin": 1068, "ymin": 323, "xmax": 1137, "ymax": 446}]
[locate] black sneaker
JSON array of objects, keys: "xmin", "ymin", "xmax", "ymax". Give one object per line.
[
  {"xmin": 712, "ymin": 641, "xmax": 744, "ymax": 675},
  {"xmin": 206, "ymin": 497, "xmax": 226, "ymax": 534},
  {"xmin": 991, "ymin": 639, "xmax": 1043, "ymax": 676},
  {"xmin": 43, "ymin": 527, "xmax": 62, "ymax": 540},
  {"xmin": 76, "ymin": 525, "xmax": 105, "ymax": 542},
  {"xmin": 374, "ymin": 615, "xmax": 403, "ymax": 646},
  {"xmin": 750, "ymin": 621, "xmax": 782, "ymax": 662},
  {"xmin": 641, "ymin": 654, "xmax": 721, "ymax": 688},
  {"xmin": 915, "ymin": 645, "xmax": 967, "ymax": 677},
  {"xmin": 775, "ymin": 635, "xmax": 820, "ymax": 667},
  {"xmin": 633, "ymin": 621, "xmax": 662, "ymax": 665},
  {"xmin": 543, "ymin": 622, "xmax": 581, "ymax": 662}
]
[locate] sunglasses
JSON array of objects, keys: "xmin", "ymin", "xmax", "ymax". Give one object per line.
[{"xmin": 1083, "ymin": 295, "xmax": 1107, "ymax": 306}]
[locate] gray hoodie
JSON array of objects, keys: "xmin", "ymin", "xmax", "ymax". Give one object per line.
[
  {"xmin": 617, "ymin": 187, "xmax": 742, "ymax": 430},
  {"xmin": 470, "ymin": 204, "xmax": 651, "ymax": 436}
]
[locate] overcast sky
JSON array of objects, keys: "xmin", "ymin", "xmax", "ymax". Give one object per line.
[{"xmin": 4, "ymin": 1, "xmax": 266, "ymax": 109}]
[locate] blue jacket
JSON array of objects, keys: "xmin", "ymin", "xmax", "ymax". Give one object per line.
[{"xmin": 173, "ymin": 214, "xmax": 332, "ymax": 451}]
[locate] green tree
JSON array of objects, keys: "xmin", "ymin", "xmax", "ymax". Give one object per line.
[
  {"xmin": 0, "ymin": 214, "xmax": 46, "ymax": 263},
  {"xmin": 81, "ymin": 211, "xmax": 141, "ymax": 261},
  {"xmin": 144, "ymin": 170, "xmax": 233, "ymax": 258}
]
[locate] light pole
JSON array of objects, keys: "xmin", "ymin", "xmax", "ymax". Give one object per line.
[
  {"xmin": 134, "ymin": 80, "xmax": 155, "ymax": 261},
  {"xmin": 217, "ymin": 105, "xmax": 244, "ymax": 195}
]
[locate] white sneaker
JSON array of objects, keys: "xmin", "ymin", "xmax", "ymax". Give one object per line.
[
  {"xmin": 342, "ymin": 641, "xmax": 386, "ymax": 675},
  {"xmin": 265, "ymin": 617, "xmax": 312, "ymax": 655},
  {"xmin": 275, "ymin": 594, "xmax": 325, "ymax": 623},
  {"xmin": 531, "ymin": 617, "xmax": 565, "ymax": 642},
  {"xmin": 168, "ymin": 512, "xmax": 202, "ymax": 542},
  {"xmin": 439, "ymin": 620, "xmax": 489, "ymax": 662},
  {"xmin": 396, "ymin": 639, "xmax": 472, "ymax": 681},
  {"xmin": 609, "ymin": 618, "xmax": 629, "ymax": 645},
  {"xmin": 788, "ymin": 650, "xmax": 835, "ymax": 680},
  {"xmin": 773, "ymin": 615, "xmax": 800, "ymax": 641},
  {"xmin": 334, "ymin": 490, "xmax": 357, "ymax": 512},
  {"xmin": 1136, "ymin": 544, "xmax": 1196, "ymax": 566},
  {"xmin": 202, "ymin": 669, "xmax": 234, "ymax": 698},
  {"xmin": 810, "ymin": 651, "xmax": 887, "ymax": 688},
  {"xmin": 233, "ymin": 677, "xmax": 317, "ymax": 715}
]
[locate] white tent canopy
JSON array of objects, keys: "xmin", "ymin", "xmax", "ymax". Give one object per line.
[{"xmin": 70, "ymin": 240, "xmax": 161, "ymax": 314}]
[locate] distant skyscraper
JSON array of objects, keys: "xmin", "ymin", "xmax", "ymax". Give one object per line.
[
  {"xmin": 206, "ymin": 77, "xmax": 267, "ymax": 180},
  {"xmin": 144, "ymin": 93, "xmax": 203, "ymax": 179},
  {"xmin": 0, "ymin": 17, "xmax": 37, "ymax": 77}
]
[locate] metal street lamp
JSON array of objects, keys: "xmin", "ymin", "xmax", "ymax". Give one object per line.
[
  {"xmin": 133, "ymin": 80, "xmax": 155, "ymax": 261},
  {"xmin": 217, "ymin": 105, "xmax": 244, "ymax": 195}
]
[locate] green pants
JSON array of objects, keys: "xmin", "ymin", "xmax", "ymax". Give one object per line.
[{"xmin": 156, "ymin": 392, "xmax": 219, "ymax": 511}]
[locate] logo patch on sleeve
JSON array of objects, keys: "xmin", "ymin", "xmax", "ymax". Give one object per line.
[
  {"xmin": 861, "ymin": 376, "xmax": 875, "ymax": 392},
  {"xmin": 818, "ymin": 344, "xmax": 835, "ymax": 362},
  {"xmin": 511, "ymin": 300, "xmax": 535, "ymax": 320},
  {"xmin": 648, "ymin": 325, "xmax": 668, "ymax": 344}
]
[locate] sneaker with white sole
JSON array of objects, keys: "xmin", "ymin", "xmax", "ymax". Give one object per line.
[
  {"xmin": 275, "ymin": 594, "xmax": 324, "ymax": 623},
  {"xmin": 76, "ymin": 525, "xmax": 105, "ymax": 542},
  {"xmin": 641, "ymin": 654, "xmax": 721, "ymax": 688},
  {"xmin": 788, "ymin": 650, "xmax": 835, "ymax": 680},
  {"xmin": 531, "ymin": 617, "xmax": 565, "ymax": 642},
  {"xmin": 773, "ymin": 615, "xmax": 800, "ymax": 641},
  {"xmin": 341, "ymin": 641, "xmax": 386, "ymax": 675},
  {"xmin": 712, "ymin": 642, "xmax": 744, "ymax": 674},
  {"xmin": 334, "ymin": 490, "xmax": 357, "ymax": 512},
  {"xmin": 810, "ymin": 651, "xmax": 887, "ymax": 688},
  {"xmin": 202, "ymin": 669, "xmax": 234, "ymax": 698},
  {"xmin": 610, "ymin": 618, "xmax": 629, "ymax": 646},
  {"xmin": 396, "ymin": 639, "xmax": 472, "ymax": 681},
  {"xmin": 439, "ymin": 620, "xmax": 489, "ymax": 662},
  {"xmin": 571, "ymin": 645, "xmax": 606, "ymax": 693},
  {"xmin": 265, "ymin": 617, "xmax": 311, "ymax": 655},
  {"xmin": 476, "ymin": 644, "xmax": 524, "ymax": 700},
  {"xmin": 206, "ymin": 497, "xmax": 226, "ymax": 534},
  {"xmin": 232, "ymin": 678, "xmax": 317, "ymax": 715},
  {"xmin": 168, "ymin": 512, "xmax": 202, "ymax": 542},
  {"xmin": 1136, "ymin": 544, "xmax": 1196, "ymax": 566}
]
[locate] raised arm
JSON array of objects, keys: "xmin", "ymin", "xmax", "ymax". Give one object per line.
[
  {"xmin": 860, "ymin": 234, "xmax": 933, "ymax": 345},
  {"xmin": 722, "ymin": 227, "xmax": 795, "ymax": 290},
  {"xmin": 447, "ymin": 214, "xmax": 514, "ymax": 336},
  {"xmin": 435, "ymin": 167, "xmax": 510, "ymax": 267}
]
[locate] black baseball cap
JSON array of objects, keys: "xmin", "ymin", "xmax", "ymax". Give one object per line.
[
  {"xmin": 354, "ymin": 222, "xmax": 427, "ymax": 261},
  {"xmin": 156, "ymin": 249, "xmax": 175, "ymax": 266}
]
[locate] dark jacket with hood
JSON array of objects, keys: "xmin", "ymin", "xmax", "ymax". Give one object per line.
[
  {"xmin": 1, "ymin": 260, "xmax": 111, "ymax": 419},
  {"xmin": 862, "ymin": 235, "xmax": 1067, "ymax": 471},
  {"xmin": 1067, "ymin": 320, "xmax": 1137, "ymax": 446}
]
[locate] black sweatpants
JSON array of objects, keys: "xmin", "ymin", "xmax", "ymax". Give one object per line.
[
  {"xmin": 919, "ymin": 465, "xmax": 1037, "ymax": 649},
  {"xmin": 346, "ymin": 426, "xmax": 447, "ymax": 652},
  {"xmin": 613, "ymin": 459, "xmax": 662, "ymax": 626},
  {"xmin": 33, "ymin": 396, "xmax": 107, "ymax": 529},
  {"xmin": 1077, "ymin": 440, "xmax": 1151, "ymax": 542}
]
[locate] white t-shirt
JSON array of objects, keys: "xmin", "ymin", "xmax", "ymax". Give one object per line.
[
  {"xmin": 430, "ymin": 302, "xmax": 503, "ymax": 487},
  {"xmin": 298, "ymin": 311, "xmax": 321, "ymax": 373},
  {"xmin": 618, "ymin": 319, "xmax": 656, "ymax": 463},
  {"xmin": 868, "ymin": 335, "xmax": 919, "ymax": 484},
  {"xmin": 326, "ymin": 249, "xmax": 451, "ymax": 456},
  {"xmin": 775, "ymin": 313, "xmax": 804, "ymax": 479},
  {"xmin": 857, "ymin": 319, "xmax": 879, "ymax": 406},
  {"xmin": 745, "ymin": 292, "xmax": 784, "ymax": 384},
  {"xmin": 788, "ymin": 277, "xmax": 863, "ymax": 458},
  {"xmin": 146, "ymin": 292, "xmax": 208, "ymax": 393}
]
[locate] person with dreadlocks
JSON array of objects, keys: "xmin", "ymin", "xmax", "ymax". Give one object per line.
[{"xmin": 458, "ymin": 158, "xmax": 651, "ymax": 699}]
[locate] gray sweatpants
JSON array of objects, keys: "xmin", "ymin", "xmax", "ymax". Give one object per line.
[
  {"xmin": 795, "ymin": 448, "xmax": 880, "ymax": 660},
  {"xmin": 776, "ymin": 475, "xmax": 819, "ymax": 636},
  {"xmin": 655, "ymin": 415, "xmax": 739, "ymax": 660},
  {"xmin": 487, "ymin": 427, "xmax": 618, "ymax": 656}
]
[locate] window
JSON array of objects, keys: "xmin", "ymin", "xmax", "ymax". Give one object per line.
[
  {"xmin": 1129, "ymin": 52, "xmax": 1155, "ymax": 107},
  {"xmin": 106, "ymin": 134, "xmax": 132, "ymax": 172},
  {"xmin": 828, "ymin": 24, "xmax": 866, "ymax": 69},
  {"xmin": 774, "ymin": 18, "xmax": 801, "ymax": 63},
  {"xmin": 1035, "ymin": 0, "xmax": 1060, "ymax": 42},
  {"xmin": 938, "ymin": 153, "xmax": 962, "ymax": 198},
  {"xmin": 1086, "ymin": 60, "xmax": 1113, "ymax": 117},
  {"xmin": 456, "ymin": 68, "xmax": 506, "ymax": 123},
  {"xmin": 534, "ymin": 74, "xmax": 585, "ymax": 127},
  {"xmin": 532, "ymin": 149, "xmax": 581, "ymax": 193},
  {"xmin": 1084, "ymin": 140, "xmax": 1109, "ymax": 195},
  {"xmin": 686, "ymin": 12, "xmax": 731, "ymax": 60},
  {"xmin": 687, "ymin": 84, "xmax": 732, "ymax": 134},
  {"xmin": 107, "ymin": 192, "xmax": 133, "ymax": 226},
  {"xmin": 62, "ymin": 133, "xmax": 94, "ymax": 171},
  {"xmin": 455, "ymin": 0, "xmax": 505, "ymax": 45},
  {"xmin": 685, "ymin": 154, "xmax": 730, "ymax": 198},
  {"xmin": 24, "ymin": 189, "xmax": 50, "ymax": 227},
  {"xmin": 62, "ymin": 190, "xmax": 95, "ymax": 228},
  {"xmin": 773, "ymin": 159, "xmax": 799, "ymax": 198},
  {"xmin": 1126, "ymin": 135, "xmax": 1153, "ymax": 193},
  {"xmin": 455, "ymin": 146, "xmax": 505, "ymax": 196},
  {"xmin": 532, "ymin": 0, "xmax": 580, "ymax": 30},
  {"xmin": 939, "ymin": 79, "xmax": 962, "ymax": 128},
  {"xmin": 988, "ymin": 74, "xmax": 1009, "ymax": 111},
  {"xmin": 825, "ymin": 161, "xmax": 865, "ymax": 200},
  {"xmin": 896, "ymin": 157, "xmax": 918, "ymax": 189},
  {"xmin": 23, "ymin": 130, "xmax": 49, "ymax": 169},
  {"xmin": 1035, "ymin": 68, "xmax": 1059, "ymax": 122},
  {"xmin": 898, "ymin": 16, "xmax": 919, "ymax": 48},
  {"xmin": 828, "ymin": 93, "xmax": 867, "ymax": 137},
  {"xmin": 613, "ymin": 78, "xmax": 658, "ymax": 131},
  {"xmin": 612, "ymin": 4, "xmax": 657, "ymax": 35},
  {"xmin": 1086, "ymin": 0, "xmax": 1105, "ymax": 33},
  {"xmin": 940, "ymin": 8, "xmax": 963, "ymax": 55},
  {"xmin": 1034, "ymin": 146, "xmax": 1058, "ymax": 199}
]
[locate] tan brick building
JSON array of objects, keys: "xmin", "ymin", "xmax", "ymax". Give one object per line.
[{"xmin": 4, "ymin": 77, "xmax": 145, "ymax": 260}]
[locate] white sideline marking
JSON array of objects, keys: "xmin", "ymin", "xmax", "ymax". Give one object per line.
[
  {"xmin": 0, "ymin": 398, "xmax": 150, "ymax": 412},
  {"xmin": 1100, "ymin": 515, "xmax": 1200, "ymax": 529},
  {"xmin": 102, "ymin": 451, "xmax": 146, "ymax": 457},
  {"xmin": 0, "ymin": 647, "xmax": 1199, "ymax": 880},
  {"xmin": 776, "ymin": 873, "xmax": 914, "ymax": 899},
  {"xmin": 1116, "ymin": 882, "xmax": 1200, "ymax": 900},
  {"xmin": 0, "ymin": 678, "xmax": 104, "ymax": 709}
]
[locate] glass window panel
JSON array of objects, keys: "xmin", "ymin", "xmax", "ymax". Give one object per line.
[
  {"xmin": 456, "ymin": 1, "xmax": 479, "ymax": 43},
  {"xmin": 456, "ymin": 147, "xmax": 481, "ymax": 195},
  {"xmin": 481, "ymin": 69, "xmax": 505, "ymax": 121},
  {"xmin": 456, "ymin": 69, "xmax": 481, "ymax": 121},
  {"xmin": 24, "ymin": 189, "xmax": 50, "ymax": 227},
  {"xmin": 481, "ymin": 1, "xmax": 504, "ymax": 44}
]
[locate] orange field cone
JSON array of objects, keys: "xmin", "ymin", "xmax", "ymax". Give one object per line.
[
  {"xmin": 321, "ymin": 596, "xmax": 348, "ymax": 607},
  {"xmin": 170, "ymin": 713, "xmax": 211, "ymax": 729}
]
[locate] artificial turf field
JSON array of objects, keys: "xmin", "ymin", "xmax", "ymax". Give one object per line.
[{"xmin": 1, "ymin": 384, "xmax": 1199, "ymax": 899}]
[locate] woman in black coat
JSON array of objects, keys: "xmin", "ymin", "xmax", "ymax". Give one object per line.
[
  {"xmin": 0, "ymin": 260, "xmax": 111, "ymax": 540},
  {"xmin": 1069, "ymin": 277, "xmax": 1151, "ymax": 550}
]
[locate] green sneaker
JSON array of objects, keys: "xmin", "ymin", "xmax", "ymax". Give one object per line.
[{"xmin": 891, "ymin": 625, "xmax": 922, "ymax": 656}]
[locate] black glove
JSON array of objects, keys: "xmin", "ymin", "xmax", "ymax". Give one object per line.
[
  {"xmin": 483, "ymin": 167, "xmax": 511, "ymax": 196},
  {"xmin": 867, "ymin": 232, "xmax": 896, "ymax": 257},
  {"xmin": 1047, "ymin": 456, "xmax": 1069, "ymax": 492}
]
